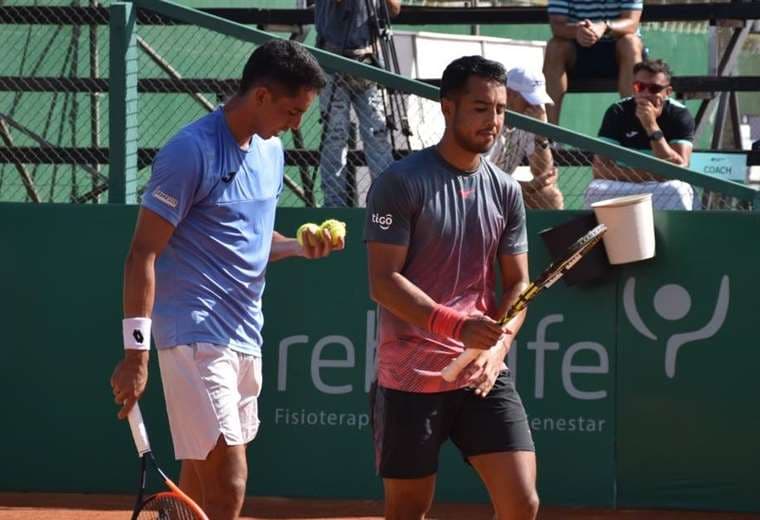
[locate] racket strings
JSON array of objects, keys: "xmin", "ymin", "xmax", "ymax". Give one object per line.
[
  {"xmin": 497, "ymin": 225, "xmax": 606, "ymax": 326},
  {"xmin": 137, "ymin": 494, "xmax": 198, "ymax": 520}
]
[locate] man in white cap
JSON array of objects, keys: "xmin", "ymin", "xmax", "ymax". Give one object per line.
[{"xmin": 488, "ymin": 67, "xmax": 564, "ymax": 209}]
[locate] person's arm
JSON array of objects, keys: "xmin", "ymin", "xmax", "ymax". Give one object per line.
[
  {"xmin": 494, "ymin": 253, "xmax": 530, "ymax": 342},
  {"xmin": 269, "ymin": 231, "xmax": 303, "ymax": 262},
  {"xmin": 528, "ymin": 139, "xmax": 553, "ymax": 177},
  {"xmin": 111, "ymin": 135, "xmax": 203, "ymax": 420},
  {"xmin": 549, "ymin": 14, "xmax": 582, "ymax": 41},
  {"xmin": 583, "ymin": 8, "xmax": 643, "ymax": 44},
  {"xmin": 462, "ymin": 194, "xmax": 530, "ymax": 395},
  {"xmin": 636, "ymin": 99, "xmax": 691, "ymax": 166},
  {"xmin": 385, "ymin": 0, "xmax": 401, "ymax": 18},
  {"xmin": 494, "ymin": 187, "xmax": 529, "ymax": 336},
  {"xmin": 648, "ymin": 137, "xmax": 690, "ymax": 167},
  {"xmin": 521, "ymin": 103, "xmax": 553, "ymax": 176},
  {"xmin": 367, "ymin": 242, "xmax": 504, "ymax": 350},
  {"xmin": 669, "ymin": 142, "xmax": 692, "ymax": 167},
  {"xmin": 592, "ymin": 102, "xmax": 652, "ymax": 181},
  {"xmin": 604, "ymin": 9, "xmax": 642, "ymax": 38},
  {"xmin": 593, "ymin": 154, "xmax": 661, "ymax": 182},
  {"xmin": 580, "ymin": 7, "xmax": 643, "ymax": 46},
  {"xmin": 523, "ymin": 108, "xmax": 563, "ymax": 209},
  {"xmin": 269, "ymin": 229, "xmax": 344, "ymax": 262},
  {"xmin": 112, "ymin": 208, "xmax": 175, "ymax": 419},
  {"xmin": 367, "ymin": 242, "xmax": 438, "ymax": 329}
]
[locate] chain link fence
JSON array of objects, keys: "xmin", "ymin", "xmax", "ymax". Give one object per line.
[
  {"xmin": 0, "ymin": 0, "xmax": 756, "ymax": 210},
  {"xmin": 0, "ymin": 0, "xmax": 110, "ymax": 203},
  {"xmin": 133, "ymin": 6, "xmax": 433, "ymax": 208},
  {"xmin": 134, "ymin": 9, "xmax": 251, "ymax": 200}
]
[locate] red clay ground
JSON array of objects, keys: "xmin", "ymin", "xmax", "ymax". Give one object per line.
[{"xmin": 1, "ymin": 494, "xmax": 760, "ymax": 520}]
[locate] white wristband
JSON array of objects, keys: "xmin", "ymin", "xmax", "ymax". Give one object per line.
[{"xmin": 123, "ymin": 317, "xmax": 152, "ymax": 351}]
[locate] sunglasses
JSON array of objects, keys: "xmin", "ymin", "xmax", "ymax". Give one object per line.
[{"xmin": 633, "ymin": 81, "xmax": 670, "ymax": 95}]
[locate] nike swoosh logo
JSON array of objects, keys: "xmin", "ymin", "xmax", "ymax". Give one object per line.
[
  {"xmin": 625, "ymin": 131, "xmax": 638, "ymax": 138},
  {"xmin": 460, "ymin": 189, "xmax": 475, "ymax": 198}
]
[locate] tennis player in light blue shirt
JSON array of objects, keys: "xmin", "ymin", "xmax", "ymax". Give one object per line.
[
  {"xmin": 143, "ymin": 107, "xmax": 284, "ymax": 357},
  {"xmin": 110, "ymin": 40, "xmax": 342, "ymax": 520}
]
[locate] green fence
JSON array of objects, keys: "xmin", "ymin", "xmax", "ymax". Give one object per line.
[
  {"xmin": 1, "ymin": 203, "xmax": 759, "ymax": 511},
  {"xmin": 2, "ymin": 1, "xmax": 757, "ymax": 210}
]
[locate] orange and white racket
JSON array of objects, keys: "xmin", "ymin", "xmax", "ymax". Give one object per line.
[{"xmin": 127, "ymin": 403, "xmax": 209, "ymax": 520}]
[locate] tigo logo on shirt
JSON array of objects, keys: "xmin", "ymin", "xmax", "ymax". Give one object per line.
[{"xmin": 372, "ymin": 213, "xmax": 393, "ymax": 230}]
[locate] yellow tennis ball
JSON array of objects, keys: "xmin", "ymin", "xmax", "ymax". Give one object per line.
[
  {"xmin": 296, "ymin": 222, "xmax": 321, "ymax": 247},
  {"xmin": 320, "ymin": 219, "xmax": 346, "ymax": 246}
]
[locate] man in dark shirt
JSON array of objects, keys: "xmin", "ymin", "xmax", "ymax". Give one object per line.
[
  {"xmin": 365, "ymin": 56, "xmax": 538, "ymax": 520},
  {"xmin": 587, "ymin": 59, "xmax": 696, "ymax": 210}
]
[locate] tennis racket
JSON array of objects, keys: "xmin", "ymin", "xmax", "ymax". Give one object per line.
[
  {"xmin": 127, "ymin": 403, "xmax": 209, "ymax": 520},
  {"xmin": 441, "ymin": 223, "xmax": 607, "ymax": 382}
]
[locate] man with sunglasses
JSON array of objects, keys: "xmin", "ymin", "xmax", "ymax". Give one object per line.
[{"xmin": 586, "ymin": 59, "xmax": 696, "ymax": 210}]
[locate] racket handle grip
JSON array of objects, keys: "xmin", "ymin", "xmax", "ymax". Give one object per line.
[
  {"xmin": 127, "ymin": 402, "xmax": 152, "ymax": 456},
  {"xmin": 441, "ymin": 349, "xmax": 480, "ymax": 382}
]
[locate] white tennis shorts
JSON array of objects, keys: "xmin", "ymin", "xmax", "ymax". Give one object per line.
[{"xmin": 157, "ymin": 343, "xmax": 263, "ymax": 461}]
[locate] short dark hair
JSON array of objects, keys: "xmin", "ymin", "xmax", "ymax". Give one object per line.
[
  {"xmin": 239, "ymin": 39, "xmax": 327, "ymax": 96},
  {"xmin": 633, "ymin": 59, "xmax": 672, "ymax": 83},
  {"xmin": 439, "ymin": 56, "xmax": 506, "ymax": 99}
]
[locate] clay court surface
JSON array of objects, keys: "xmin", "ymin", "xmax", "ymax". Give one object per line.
[{"xmin": 2, "ymin": 494, "xmax": 760, "ymax": 520}]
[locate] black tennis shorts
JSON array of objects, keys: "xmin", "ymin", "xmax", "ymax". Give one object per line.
[
  {"xmin": 571, "ymin": 39, "xmax": 620, "ymax": 79},
  {"xmin": 369, "ymin": 369, "xmax": 535, "ymax": 479}
]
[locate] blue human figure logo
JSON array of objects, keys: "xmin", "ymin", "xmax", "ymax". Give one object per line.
[{"xmin": 623, "ymin": 275, "xmax": 730, "ymax": 378}]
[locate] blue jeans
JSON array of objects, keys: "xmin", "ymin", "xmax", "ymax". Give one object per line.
[{"xmin": 318, "ymin": 73, "xmax": 394, "ymax": 207}]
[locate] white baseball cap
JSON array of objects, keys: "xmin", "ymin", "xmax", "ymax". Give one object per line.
[{"xmin": 506, "ymin": 66, "xmax": 554, "ymax": 106}]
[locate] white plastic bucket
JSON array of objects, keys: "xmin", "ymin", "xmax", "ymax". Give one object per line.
[{"xmin": 591, "ymin": 193, "xmax": 655, "ymax": 265}]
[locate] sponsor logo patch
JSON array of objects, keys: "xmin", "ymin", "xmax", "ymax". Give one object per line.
[
  {"xmin": 153, "ymin": 187, "xmax": 178, "ymax": 209},
  {"xmin": 372, "ymin": 213, "xmax": 393, "ymax": 230}
]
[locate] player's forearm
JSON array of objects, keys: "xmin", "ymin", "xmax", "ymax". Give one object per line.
[
  {"xmin": 528, "ymin": 143, "xmax": 553, "ymax": 176},
  {"xmin": 269, "ymin": 231, "xmax": 302, "ymax": 262},
  {"xmin": 649, "ymin": 139, "xmax": 688, "ymax": 166},
  {"xmin": 369, "ymin": 272, "xmax": 438, "ymax": 330},
  {"xmin": 592, "ymin": 156, "xmax": 660, "ymax": 182},
  {"xmin": 496, "ymin": 281, "xmax": 529, "ymax": 339},
  {"xmin": 123, "ymin": 249, "xmax": 157, "ymax": 319}
]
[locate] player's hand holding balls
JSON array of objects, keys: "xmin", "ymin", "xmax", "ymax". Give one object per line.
[
  {"xmin": 320, "ymin": 219, "xmax": 346, "ymax": 246},
  {"xmin": 296, "ymin": 222, "xmax": 321, "ymax": 247},
  {"xmin": 296, "ymin": 219, "xmax": 346, "ymax": 259}
]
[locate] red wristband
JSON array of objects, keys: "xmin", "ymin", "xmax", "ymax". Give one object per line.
[{"xmin": 428, "ymin": 304, "xmax": 467, "ymax": 340}]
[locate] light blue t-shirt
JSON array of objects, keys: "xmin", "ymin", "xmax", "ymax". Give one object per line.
[{"xmin": 141, "ymin": 108, "xmax": 284, "ymax": 356}]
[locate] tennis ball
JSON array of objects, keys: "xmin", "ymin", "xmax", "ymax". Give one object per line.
[
  {"xmin": 320, "ymin": 219, "xmax": 347, "ymax": 246},
  {"xmin": 296, "ymin": 222, "xmax": 321, "ymax": 247}
]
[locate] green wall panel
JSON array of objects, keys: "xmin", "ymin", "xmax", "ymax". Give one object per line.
[{"xmin": 1, "ymin": 204, "xmax": 759, "ymax": 512}]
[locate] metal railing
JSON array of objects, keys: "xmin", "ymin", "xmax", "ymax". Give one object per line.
[{"xmin": 0, "ymin": 0, "xmax": 756, "ymax": 211}]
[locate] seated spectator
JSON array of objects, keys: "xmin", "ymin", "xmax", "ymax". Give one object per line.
[
  {"xmin": 488, "ymin": 67, "xmax": 564, "ymax": 209},
  {"xmin": 543, "ymin": 0, "xmax": 644, "ymax": 125},
  {"xmin": 586, "ymin": 59, "xmax": 696, "ymax": 210}
]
